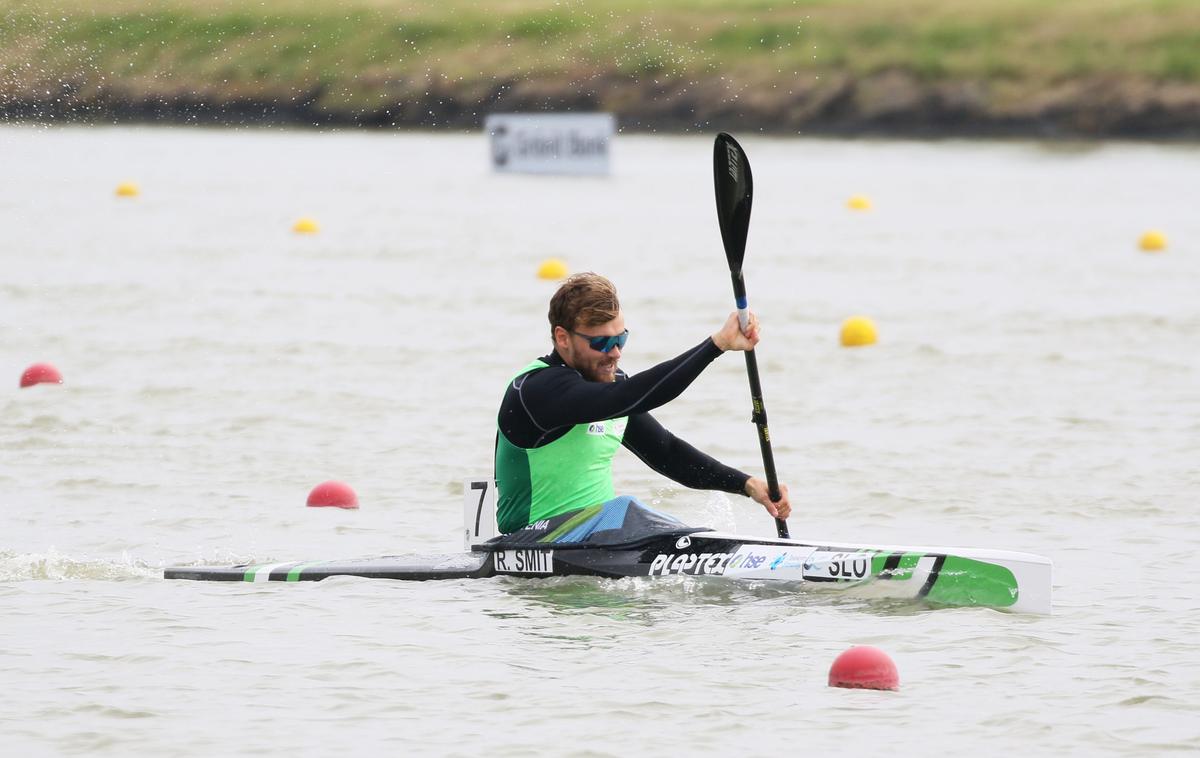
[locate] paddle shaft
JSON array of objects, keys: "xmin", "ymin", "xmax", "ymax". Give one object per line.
[
  {"xmin": 713, "ymin": 132, "xmax": 788, "ymax": 539},
  {"xmin": 730, "ymin": 270, "xmax": 788, "ymax": 539}
]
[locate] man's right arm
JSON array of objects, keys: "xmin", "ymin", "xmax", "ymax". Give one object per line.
[{"xmin": 520, "ymin": 337, "xmax": 723, "ymax": 434}]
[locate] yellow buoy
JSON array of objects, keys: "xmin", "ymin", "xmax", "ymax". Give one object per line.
[
  {"xmin": 115, "ymin": 182, "xmax": 140, "ymax": 198},
  {"xmin": 847, "ymin": 194, "xmax": 872, "ymax": 211},
  {"xmin": 293, "ymin": 217, "xmax": 320, "ymax": 234},
  {"xmin": 840, "ymin": 316, "xmax": 878, "ymax": 347},
  {"xmin": 537, "ymin": 258, "xmax": 569, "ymax": 280},
  {"xmin": 1139, "ymin": 230, "xmax": 1167, "ymax": 252}
]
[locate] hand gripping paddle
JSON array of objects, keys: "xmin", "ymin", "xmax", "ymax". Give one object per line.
[{"xmin": 713, "ymin": 132, "xmax": 789, "ymax": 539}]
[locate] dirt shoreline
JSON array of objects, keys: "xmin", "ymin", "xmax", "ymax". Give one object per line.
[{"xmin": 5, "ymin": 71, "xmax": 1200, "ymax": 140}]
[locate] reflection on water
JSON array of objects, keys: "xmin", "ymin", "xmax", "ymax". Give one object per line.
[
  {"xmin": 497, "ymin": 576, "xmax": 680, "ymax": 622},
  {"xmin": 498, "ymin": 573, "xmax": 940, "ymax": 619}
]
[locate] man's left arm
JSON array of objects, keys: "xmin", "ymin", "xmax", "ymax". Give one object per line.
[
  {"xmin": 621, "ymin": 412, "xmax": 749, "ymax": 495},
  {"xmin": 623, "ymin": 413, "xmax": 793, "ymax": 520}
]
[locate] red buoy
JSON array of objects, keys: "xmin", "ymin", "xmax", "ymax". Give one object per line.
[
  {"xmin": 306, "ymin": 480, "xmax": 358, "ymax": 509},
  {"xmin": 20, "ymin": 363, "xmax": 63, "ymax": 388},
  {"xmin": 828, "ymin": 646, "xmax": 899, "ymax": 691}
]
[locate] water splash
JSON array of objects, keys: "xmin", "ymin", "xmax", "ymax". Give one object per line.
[{"xmin": 0, "ymin": 548, "xmax": 160, "ymax": 581}]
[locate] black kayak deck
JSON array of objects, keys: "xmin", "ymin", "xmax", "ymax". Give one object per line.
[
  {"xmin": 163, "ymin": 532, "xmax": 722, "ymax": 583},
  {"xmin": 164, "ymin": 552, "xmax": 493, "ymax": 582}
]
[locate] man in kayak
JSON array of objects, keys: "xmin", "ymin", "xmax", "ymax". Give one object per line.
[{"xmin": 495, "ymin": 272, "xmax": 791, "ymax": 539}]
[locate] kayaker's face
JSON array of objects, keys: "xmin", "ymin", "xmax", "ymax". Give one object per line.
[{"xmin": 555, "ymin": 312, "xmax": 625, "ymax": 383}]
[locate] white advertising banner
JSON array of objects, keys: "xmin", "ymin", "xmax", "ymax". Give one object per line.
[{"xmin": 484, "ymin": 113, "xmax": 615, "ymax": 175}]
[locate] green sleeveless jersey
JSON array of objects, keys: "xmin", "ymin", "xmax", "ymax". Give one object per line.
[{"xmin": 495, "ymin": 360, "xmax": 628, "ymax": 533}]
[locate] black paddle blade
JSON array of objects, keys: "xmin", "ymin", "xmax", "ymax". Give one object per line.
[{"xmin": 713, "ymin": 132, "xmax": 753, "ymax": 274}]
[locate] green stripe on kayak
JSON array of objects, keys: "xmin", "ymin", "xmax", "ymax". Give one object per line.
[
  {"xmin": 871, "ymin": 552, "xmax": 923, "ymax": 580},
  {"xmin": 897, "ymin": 553, "xmax": 926, "ymax": 581},
  {"xmin": 895, "ymin": 553, "xmax": 924, "ymax": 579},
  {"xmin": 539, "ymin": 504, "xmax": 604, "ymax": 543},
  {"xmin": 242, "ymin": 563, "xmax": 301, "ymax": 582},
  {"xmin": 286, "ymin": 562, "xmax": 322, "ymax": 582},
  {"xmin": 925, "ymin": 556, "xmax": 1019, "ymax": 608}
]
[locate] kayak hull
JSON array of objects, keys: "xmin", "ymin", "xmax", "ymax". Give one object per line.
[{"xmin": 165, "ymin": 531, "xmax": 1052, "ymax": 614}]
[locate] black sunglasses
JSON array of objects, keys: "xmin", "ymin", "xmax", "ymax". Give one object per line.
[{"xmin": 569, "ymin": 329, "xmax": 629, "ymax": 353}]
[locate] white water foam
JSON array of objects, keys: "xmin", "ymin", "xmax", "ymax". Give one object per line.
[{"xmin": 0, "ymin": 549, "xmax": 160, "ymax": 582}]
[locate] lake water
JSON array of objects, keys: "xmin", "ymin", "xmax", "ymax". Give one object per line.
[{"xmin": 2, "ymin": 125, "xmax": 1198, "ymax": 754}]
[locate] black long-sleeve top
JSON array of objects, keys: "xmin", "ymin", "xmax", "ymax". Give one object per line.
[{"xmin": 495, "ymin": 337, "xmax": 750, "ymax": 496}]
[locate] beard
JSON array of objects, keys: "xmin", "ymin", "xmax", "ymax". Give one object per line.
[{"xmin": 581, "ymin": 357, "xmax": 619, "ymax": 383}]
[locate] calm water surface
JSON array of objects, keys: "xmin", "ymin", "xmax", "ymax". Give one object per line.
[{"xmin": 2, "ymin": 126, "xmax": 1199, "ymax": 754}]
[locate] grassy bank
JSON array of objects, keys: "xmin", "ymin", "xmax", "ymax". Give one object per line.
[{"xmin": 4, "ymin": 0, "xmax": 1200, "ymax": 136}]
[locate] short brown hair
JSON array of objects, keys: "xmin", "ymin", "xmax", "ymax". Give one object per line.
[{"xmin": 548, "ymin": 272, "xmax": 620, "ymax": 337}]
